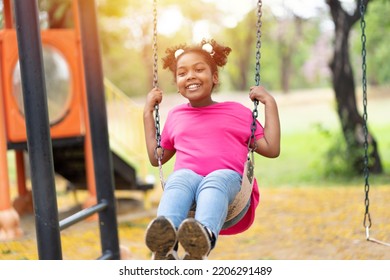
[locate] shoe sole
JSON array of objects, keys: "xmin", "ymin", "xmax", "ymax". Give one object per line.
[
  {"xmin": 178, "ymin": 218, "xmax": 211, "ymax": 260},
  {"xmin": 145, "ymin": 216, "xmax": 177, "ymax": 260}
]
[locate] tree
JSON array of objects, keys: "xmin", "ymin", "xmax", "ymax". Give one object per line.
[
  {"xmin": 353, "ymin": 0, "xmax": 390, "ymax": 85},
  {"xmin": 326, "ymin": 0, "xmax": 382, "ymax": 173},
  {"xmin": 222, "ymin": 11, "xmax": 258, "ymax": 91},
  {"xmin": 276, "ymin": 15, "xmax": 304, "ymax": 93}
]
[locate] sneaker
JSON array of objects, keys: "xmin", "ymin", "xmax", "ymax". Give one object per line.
[
  {"xmin": 145, "ymin": 216, "xmax": 178, "ymax": 260},
  {"xmin": 177, "ymin": 218, "xmax": 212, "ymax": 260}
]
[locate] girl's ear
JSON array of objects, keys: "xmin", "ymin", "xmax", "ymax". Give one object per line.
[{"xmin": 212, "ymin": 71, "xmax": 219, "ymax": 85}]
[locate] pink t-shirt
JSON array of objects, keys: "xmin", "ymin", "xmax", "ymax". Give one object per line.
[{"xmin": 161, "ymin": 101, "xmax": 264, "ymax": 235}]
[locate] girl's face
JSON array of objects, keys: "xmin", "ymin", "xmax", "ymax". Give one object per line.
[{"xmin": 176, "ymin": 52, "xmax": 218, "ymax": 107}]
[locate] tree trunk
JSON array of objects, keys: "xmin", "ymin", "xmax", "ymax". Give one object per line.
[
  {"xmin": 277, "ymin": 16, "xmax": 302, "ymax": 93},
  {"xmin": 326, "ymin": 0, "xmax": 382, "ymax": 174},
  {"xmin": 280, "ymin": 51, "xmax": 291, "ymax": 93}
]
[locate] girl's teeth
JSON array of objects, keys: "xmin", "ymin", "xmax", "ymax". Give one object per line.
[{"xmin": 188, "ymin": 84, "xmax": 199, "ymax": 89}]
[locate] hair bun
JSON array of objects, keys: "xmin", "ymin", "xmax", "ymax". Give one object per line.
[{"xmin": 162, "ymin": 39, "xmax": 231, "ymax": 74}]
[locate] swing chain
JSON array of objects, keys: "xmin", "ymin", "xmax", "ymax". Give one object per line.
[
  {"xmin": 152, "ymin": 0, "xmax": 159, "ymax": 89},
  {"xmin": 249, "ymin": 103, "xmax": 258, "ymax": 152},
  {"xmin": 255, "ymin": 0, "xmax": 262, "ymax": 87},
  {"xmin": 152, "ymin": 0, "xmax": 165, "ymax": 187},
  {"xmin": 249, "ymin": 0, "xmax": 262, "ymax": 151},
  {"xmin": 153, "ymin": 104, "xmax": 165, "ymax": 186},
  {"xmin": 360, "ymin": 0, "xmax": 371, "ymax": 233}
]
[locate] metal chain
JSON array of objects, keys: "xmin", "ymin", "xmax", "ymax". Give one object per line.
[
  {"xmin": 249, "ymin": 0, "xmax": 262, "ymax": 151},
  {"xmin": 152, "ymin": 0, "xmax": 165, "ymax": 187},
  {"xmin": 255, "ymin": 0, "xmax": 262, "ymax": 87},
  {"xmin": 152, "ymin": 0, "xmax": 158, "ymax": 89},
  {"xmin": 360, "ymin": 0, "xmax": 371, "ymax": 233}
]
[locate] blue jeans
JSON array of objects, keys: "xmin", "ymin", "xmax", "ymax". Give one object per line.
[{"xmin": 157, "ymin": 168, "xmax": 242, "ymax": 240}]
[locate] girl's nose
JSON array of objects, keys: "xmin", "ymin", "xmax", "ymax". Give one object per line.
[{"xmin": 187, "ymin": 70, "xmax": 195, "ymax": 80}]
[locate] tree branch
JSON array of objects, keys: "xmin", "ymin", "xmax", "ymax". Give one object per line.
[
  {"xmin": 350, "ymin": 0, "xmax": 370, "ymax": 24},
  {"xmin": 326, "ymin": 0, "xmax": 371, "ymax": 29}
]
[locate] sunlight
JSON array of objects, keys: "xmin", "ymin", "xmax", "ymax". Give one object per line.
[
  {"xmin": 193, "ymin": 20, "xmax": 211, "ymax": 42},
  {"xmin": 158, "ymin": 0, "xmax": 256, "ymax": 42},
  {"xmin": 202, "ymin": 0, "xmax": 256, "ymax": 28},
  {"xmin": 157, "ymin": 5, "xmax": 183, "ymax": 36}
]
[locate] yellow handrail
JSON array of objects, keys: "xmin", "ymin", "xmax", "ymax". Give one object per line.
[{"xmin": 104, "ymin": 78, "xmax": 148, "ymax": 179}]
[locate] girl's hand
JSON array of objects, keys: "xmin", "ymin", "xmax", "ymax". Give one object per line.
[
  {"xmin": 145, "ymin": 87, "xmax": 163, "ymax": 113},
  {"xmin": 143, "ymin": 87, "xmax": 176, "ymax": 166},
  {"xmin": 248, "ymin": 85, "xmax": 281, "ymax": 158},
  {"xmin": 249, "ymin": 85, "xmax": 273, "ymax": 105}
]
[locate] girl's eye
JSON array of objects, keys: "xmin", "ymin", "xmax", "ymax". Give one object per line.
[
  {"xmin": 196, "ymin": 68, "xmax": 204, "ymax": 72},
  {"xmin": 177, "ymin": 72, "xmax": 186, "ymax": 77}
]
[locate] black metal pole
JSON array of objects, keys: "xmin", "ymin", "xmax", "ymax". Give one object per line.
[
  {"xmin": 13, "ymin": 0, "xmax": 62, "ymax": 259},
  {"xmin": 77, "ymin": 0, "xmax": 120, "ymax": 259},
  {"xmin": 59, "ymin": 201, "xmax": 108, "ymax": 231}
]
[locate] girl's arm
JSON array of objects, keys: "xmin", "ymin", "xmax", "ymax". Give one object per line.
[
  {"xmin": 143, "ymin": 88, "xmax": 175, "ymax": 166},
  {"xmin": 249, "ymin": 86, "xmax": 281, "ymax": 158}
]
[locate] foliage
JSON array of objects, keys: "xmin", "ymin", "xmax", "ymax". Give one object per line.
[
  {"xmin": 351, "ymin": 0, "xmax": 390, "ymax": 86},
  {"xmin": 94, "ymin": 0, "xmax": 334, "ymax": 95},
  {"xmin": 219, "ymin": 11, "xmax": 259, "ymax": 91},
  {"xmin": 97, "ymin": 0, "xmax": 150, "ymax": 96},
  {"xmin": 0, "ymin": 3, "xmax": 4, "ymax": 28},
  {"xmin": 38, "ymin": 0, "xmax": 73, "ymax": 28},
  {"xmin": 96, "ymin": 0, "xmax": 222, "ymax": 96},
  {"xmin": 220, "ymin": 6, "xmax": 279, "ymax": 91},
  {"xmin": 94, "ymin": 0, "xmax": 388, "ymax": 96},
  {"xmin": 220, "ymin": 6, "xmax": 326, "ymax": 92},
  {"xmin": 319, "ymin": 127, "xmax": 362, "ymax": 178}
]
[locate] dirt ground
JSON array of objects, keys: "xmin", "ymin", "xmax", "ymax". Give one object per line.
[{"xmin": 1, "ymin": 185, "xmax": 390, "ymax": 260}]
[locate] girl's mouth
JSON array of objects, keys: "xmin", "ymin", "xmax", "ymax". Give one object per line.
[{"xmin": 186, "ymin": 83, "xmax": 201, "ymax": 90}]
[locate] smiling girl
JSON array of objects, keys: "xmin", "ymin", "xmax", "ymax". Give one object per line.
[{"xmin": 143, "ymin": 39, "xmax": 280, "ymax": 260}]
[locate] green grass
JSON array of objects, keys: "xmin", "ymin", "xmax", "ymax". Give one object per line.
[
  {"xmin": 255, "ymin": 130, "xmax": 329, "ymax": 187},
  {"xmin": 255, "ymin": 124, "xmax": 390, "ymax": 188}
]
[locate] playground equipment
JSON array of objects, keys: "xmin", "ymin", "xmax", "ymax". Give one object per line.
[{"xmin": 0, "ymin": 0, "xmax": 152, "ymax": 259}]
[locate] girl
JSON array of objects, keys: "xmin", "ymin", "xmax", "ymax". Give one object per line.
[{"xmin": 143, "ymin": 39, "xmax": 280, "ymax": 260}]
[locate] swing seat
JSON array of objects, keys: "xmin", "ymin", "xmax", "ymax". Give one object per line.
[
  {"xmin": 223, "ymin": 196, "xmax": 251, "ymax": 229},
  {"xmin": 220, "ymin": 179, "xmax": 260, "ymax": 235},
  {"xmin": 188, "ymin": 153, "xmax": 256, "ymax": 232},
  {"xmin": 188, "ymin": 197, "xmax": 251, "ymax": 229}
]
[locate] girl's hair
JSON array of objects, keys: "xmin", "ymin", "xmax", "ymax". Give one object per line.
[{"xmin": 162, "ymin": 39, "xmax": 232, "ymax": 78}]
